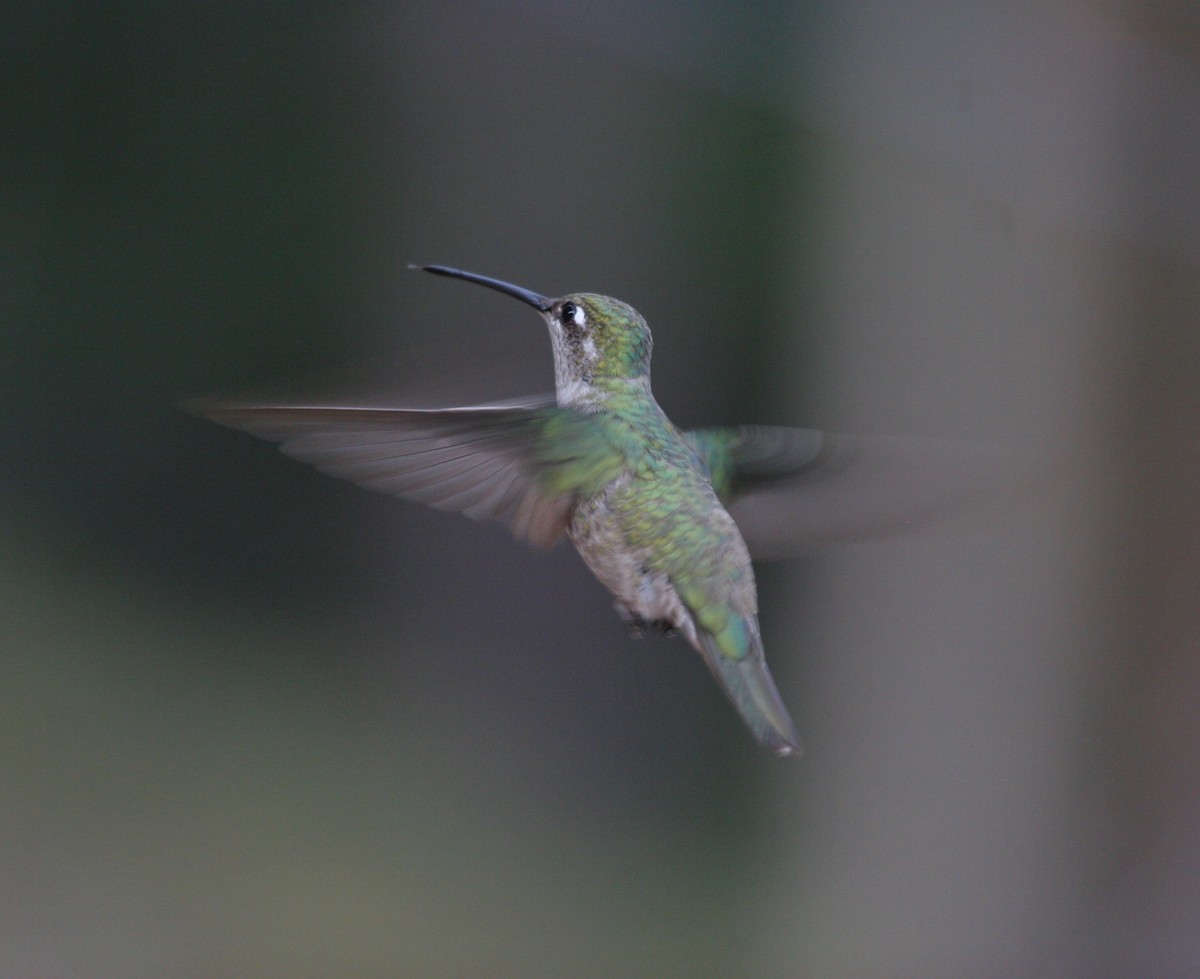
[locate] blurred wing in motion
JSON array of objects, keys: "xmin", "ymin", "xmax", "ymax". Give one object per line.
[
  {"xmin": 190, "ymin": 396, "xmax": 597, "ymax": 550},
  {"xmin": 686, "ymin": 426, "xmax": 1029, "ymax": 559}
]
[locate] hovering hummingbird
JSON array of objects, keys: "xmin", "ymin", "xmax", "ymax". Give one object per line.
[{"xmin": 195, "ymin": 266, "xmax": 1015, "ymax": 755}]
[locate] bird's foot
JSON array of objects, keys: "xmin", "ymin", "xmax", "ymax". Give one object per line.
[
  {"xmin": 616, "ymin": 606, "xmax": 679, "ymax": 641},
  {"xmin": 618, "ymin": 608, "xmax": 649, "ymax": 639}
]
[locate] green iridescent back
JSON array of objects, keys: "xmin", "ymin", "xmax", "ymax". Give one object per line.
[{"xmin": 532, "ymin": 383, "xmax": 758, "ymax": 664}]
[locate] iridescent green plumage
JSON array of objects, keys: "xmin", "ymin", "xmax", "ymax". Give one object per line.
[
  {"xmin": 544, "ymin": 386, "xmax": 799, "ymax": 754},
  {"xmin": 193, "ymin": 267, "xmax": 1026, "ymax": 755},
  {"xmin": 197, "ymin": 270, "xmax": 803, "ymax": 754}
]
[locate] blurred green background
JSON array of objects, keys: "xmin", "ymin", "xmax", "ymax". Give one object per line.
[{"xmin": 4, "ymin": 2, "xmax": 1199, "ymax": 976}]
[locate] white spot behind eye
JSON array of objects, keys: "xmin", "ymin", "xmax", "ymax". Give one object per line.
[{"xmin": 572, "ymin": 304, "xmax": 586, "ymax": 328}]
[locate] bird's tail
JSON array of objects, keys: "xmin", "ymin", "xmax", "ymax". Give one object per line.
[{"xmin": 695, "ymin": 620, "xmax": 801, "ymax": 757}]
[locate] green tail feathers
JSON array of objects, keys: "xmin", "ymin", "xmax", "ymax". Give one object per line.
[{"xmin": 695, "ymin": 624, "xmax": 801, "ymax": 757}]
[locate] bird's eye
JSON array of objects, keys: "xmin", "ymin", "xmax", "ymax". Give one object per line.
[{"xmin": 560, "ymin": 302, "xmax": 578, "ymax": 325}]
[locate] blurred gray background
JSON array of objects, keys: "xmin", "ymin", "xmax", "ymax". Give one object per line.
[{"xmin": 4, "ymin": 2, "xmax": 1198, "ymax": 976}]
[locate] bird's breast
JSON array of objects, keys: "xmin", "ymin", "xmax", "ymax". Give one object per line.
[{"xmin": 568, "ymin": 475, "xmax": 694, "ymax": 629}]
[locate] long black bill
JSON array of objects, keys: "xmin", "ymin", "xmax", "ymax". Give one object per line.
[{"xmin": 413, "ymin": 265, "xmax": 551, "ymax": 311}]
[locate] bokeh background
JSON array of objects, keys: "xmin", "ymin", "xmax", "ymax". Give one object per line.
[{"xmin": 4, "ymin": 2, "xmax": 1199, "ymax": 976}]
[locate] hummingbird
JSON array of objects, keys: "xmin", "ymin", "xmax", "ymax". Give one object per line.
[{"xmin": 194, "ymin": 266, "xmax": 1019, "ymax": 755}]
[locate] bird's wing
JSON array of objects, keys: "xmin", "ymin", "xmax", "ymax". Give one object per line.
[
  {"xmin": 685, "ymin": 426, "xmax": 1024, "ymax": 559},
  {"xmin": 685, "ymin": 426, "xmax": 830, "ymax": 499},
  {"xmin": 190, "ymin": 396, "xmax": 623, "ymax": 550}
]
